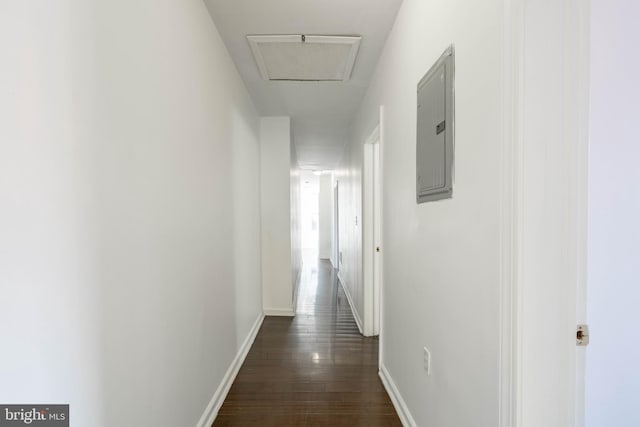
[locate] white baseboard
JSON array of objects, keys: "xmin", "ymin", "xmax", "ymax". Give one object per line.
[
  {"xmin": 196, "ymin": 313, "xmax": 264, "ymax": 427},
  {"xmin": 263, "ymin": 307, "xmax": 295, "ymax": 316},
  {"xmin": 337, "ymin": 272, "xmax": 364, "ymax": 335},
  {"xmin": 379, "ymin": 364, "xmax": 417, "ymax": 427}
]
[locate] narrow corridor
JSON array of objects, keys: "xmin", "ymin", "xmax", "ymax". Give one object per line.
[{"xmin": 213, "ymin": 255, "xmax": 401, "ymax": 426}]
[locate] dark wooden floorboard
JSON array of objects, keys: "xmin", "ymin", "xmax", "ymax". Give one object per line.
[{"xmin": 213, "ymin": 257, "xmax": 402, "ymax": 426}]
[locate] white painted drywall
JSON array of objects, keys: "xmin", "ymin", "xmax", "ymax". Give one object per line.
[
  {"xmin": 0, "ymin": 2, "xmax": 103, "ymax": 423},
  {"xmin": 334, "ymin": 139, "xmax": 364, "ymax": 331},
  {"xmin": 586, "ymin": 1, "xmax": 640, "ymax": 425},
  {"xmin": 340, "ymin": 0, "xmax": 503, "ymax": 424},
  {"xmin": 330, "ymin": 175, "xmax": 339, "ymax": 269},
  {"xmin": 318, "ymin": 174, "xmax": 333, "ymax": 259},
  {"xmin": 260, "ymin": 117, "xmax": 296, "ymax": 315},
  {"xmin": 290, "ymin": 137, "xmax": 302, "ymax": 306},
  {"xmin": 0, "ymin": 1, "xmax": 263, "ymax": 426}
]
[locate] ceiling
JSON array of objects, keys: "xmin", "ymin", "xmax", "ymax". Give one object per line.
[{"xmin": 204, "ymin": 0, "xmax": 403, "ymax": 170}]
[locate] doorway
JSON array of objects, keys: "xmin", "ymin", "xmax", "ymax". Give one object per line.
[
  {"xmin": 300, "ymin": 171, "xmax": 320, "ymax": 264},
  {"xmin": 333, "ymin": 181, "xmax": 339, "ymax": 271},
  {"xmin": 363, "ymin": 125, "xmax": 382, "ymax": 337}
]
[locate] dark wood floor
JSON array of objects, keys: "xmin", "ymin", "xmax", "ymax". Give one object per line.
[{"xmin": 213, "ymin": 255, "xmax": 402, "ymax": 426}]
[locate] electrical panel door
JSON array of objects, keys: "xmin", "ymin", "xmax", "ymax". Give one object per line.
[{"xmin": 417, "ymin": 46, "xmax": 454, "ymax": 203}]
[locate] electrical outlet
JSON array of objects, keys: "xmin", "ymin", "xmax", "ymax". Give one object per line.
[{"xmin": 423, "ymin": 347, "xmax": 431, "ymax": 375}]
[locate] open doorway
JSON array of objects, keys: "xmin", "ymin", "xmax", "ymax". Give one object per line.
[
  {"xmin": 333, "ymin": 181, "xmax": 339, "ymax": 271},
  {"xmin": 318, "ymin": 172, "xmax": 333, "ymax": 263},
  {"xmin": 300, "ymin": 171, "xmax": 320, "ymax": 264},
  {"xmin": 363, "ymin": 124, "xmax": 382, "ymax": 337},
  {"xmin": 298, "ymin": 170, "xmax": 335, "ymax": 309}
]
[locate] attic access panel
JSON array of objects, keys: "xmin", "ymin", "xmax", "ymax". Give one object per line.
[
  {"xmin": 416, "ymin": 45, "xmax": 455, "ymax": 204},
  {"xmin": 247, "ymin": 35, "xmax": 362, "ymax": 82}
]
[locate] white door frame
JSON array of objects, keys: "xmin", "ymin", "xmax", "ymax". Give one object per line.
[
  {"xmin": 377, "ymin": 106, "xmax": 386, "ymax": 367},
  {"xmin": 363, "ymin": 123, "xmax": 382, "ymax": 337},
  {"xmin": 373, "ymin": 130, "xmax": 382, "ymax": 337},
  {"xmin": 499, "ymin": 0, "xmax": 590, "ymax": 426},
  {"xmin": 333, "ymin": 181, "xmax": 339, "ymax": 271}
]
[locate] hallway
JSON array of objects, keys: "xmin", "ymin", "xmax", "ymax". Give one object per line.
[
  {"xmin": 6, "ymin": 1, "xmax": 638, "ymax": 426},
  {"xmin": 214, "ymin": 255, "xmax": 401, "ymax": 426}
]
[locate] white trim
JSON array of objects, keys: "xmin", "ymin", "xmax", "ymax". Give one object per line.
[
  {"xmin": 378, "ymin": 105, "xmax": 386, "ymax": 370},
  {"xmin": 330, "ymin": 257, "xmax": 338, "ymax": 270},
  {"xmin": 499, "ymin": 0, "xmax": 524, "ymax": 426},
  {"xmin": 362, "ymin": 142, "xmax": 374, "ymax": 336},
  {"xmin": 365, "ymin": 124, "xmax": 380, "ymax": 146},
  {"xmin": 263, "ymin": 308, "xmax": 295, "ymax": 317},
  {"xmin": 372, "ymin": 140, "xmax": 381, "ymax": 337},
  {"xmin": 337, "ymin": 272, "xmax": 364, "ymax": 335},
  {"xmin": 503, "ymin": 1, "xmax": 590, "ymax": 425},
  {"xmin": 196, "ymin": 313, "xmax": 264, "ymax": 427},
  {"xmin": 363, "ymin": 124, "xmax": 382, "ymax": 338},
  {"xmin": 564, "ymin": 2, "xmax": 591, "ymax": 425},
  {"xmin": 332, "ymin": 180, "xmax": 340, "ymax": 270},
  {"xmin": 379, "ymin": 364, "xmax": 417, "ymax": 427},
  {"xmin": 571, "ymin": 2, "xmax": 590, "ymax": 426}
]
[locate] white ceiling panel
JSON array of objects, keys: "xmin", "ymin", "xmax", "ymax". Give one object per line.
[{"xmin": 248, "ymin": 35, "xmax": 361, "ymax": 81}]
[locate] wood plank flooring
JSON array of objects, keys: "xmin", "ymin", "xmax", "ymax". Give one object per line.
[{"xmin": 213, "ymin": 256, "xmax": 401, "ymax": 426}]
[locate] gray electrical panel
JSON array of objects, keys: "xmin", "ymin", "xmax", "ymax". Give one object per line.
[{"xmin": 417, "ymin": 45, "xmax": 455, "ymax": 203}]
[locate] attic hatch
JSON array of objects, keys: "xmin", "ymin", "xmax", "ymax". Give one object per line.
[{"xmin": 247, "ymin": 35, "xmax": 362, "ymax": 82}]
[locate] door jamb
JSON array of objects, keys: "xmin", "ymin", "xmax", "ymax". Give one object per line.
[
  {"xmin": 499, "ymin": 1, "xmax": 590, "ymax": 426},
  {"xmin": 363, "ymin": 122, "xmax": 381, "ymax": 338}
]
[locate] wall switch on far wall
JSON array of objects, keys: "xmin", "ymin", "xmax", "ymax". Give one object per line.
[{"xmin": 423, "ymin": 347, "xmax": 431, "ymax": 375}]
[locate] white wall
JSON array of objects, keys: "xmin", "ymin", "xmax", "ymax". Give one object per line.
[
  {"xmin": 330, "ymin": 175, "xmax": 339, "ymax": 268},
  {"xmin": 586, "ymin": 1, "xmax": 640, "ymax": 425},
  {"xmin": 0, "ymin": 2, "xmax": 103, "ymax": 423},
  {"xmin": 290, "ymin": 137, "xmax": 302, "ymax": 305},
  {"xmin": 0, "ymin": 1, "xmax": 263, "ymax": 426},
  {"xmin": 335, "ymin": 138, "xmax": 364, "ymax": 332},
  {"xmin": 318, "ymin": 174, "xmax": 333, "ymax": 259},
  {"xmin": 340, "ymin": 0, "xmax": 503, "ymax": 424},
  {"xmin": 260, "ymin": 117, "xmax": 296, "ymax": 316}
]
